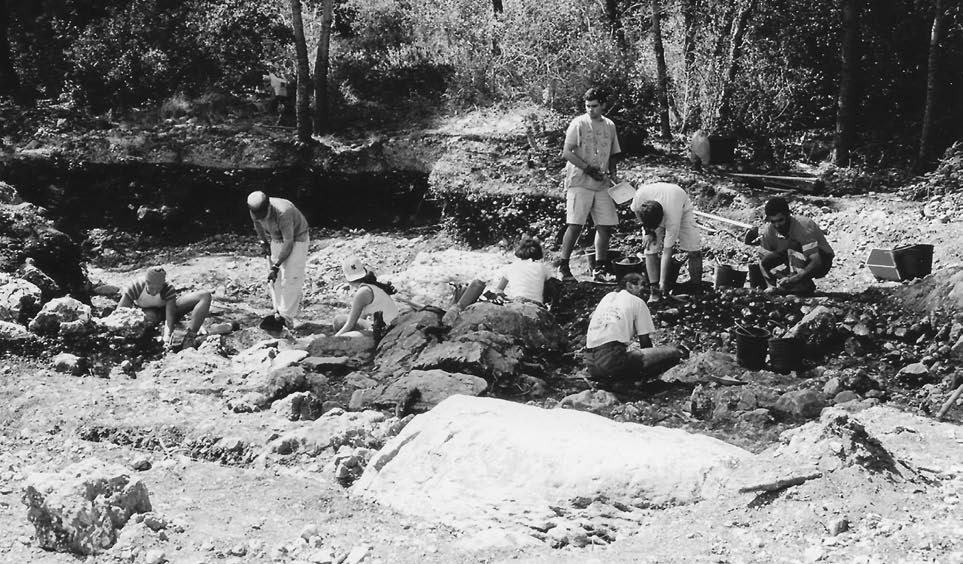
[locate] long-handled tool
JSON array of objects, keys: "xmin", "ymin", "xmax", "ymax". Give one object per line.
[
  {"xmin": 693, "ymin": 210, "xmax": 753, "ymax": 230},
  {"xmin": 937, "ymin": 383, "xmax": 963, "ymax": 420},
  {"xmin": 258, "ymin": 256, "xmax": 285, "ymax": 333}
]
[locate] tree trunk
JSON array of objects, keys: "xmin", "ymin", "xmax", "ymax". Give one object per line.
[
  {"xmin": 651, "ymin": 0, "xmax": 671, "ymax": 138},
  {"xmin": 917, "ymin": 0, "xmax": 947, "ymax": 171},
  {"xmin": 289, "ymin": 0, "xmax": 313, "ymax": 143},
  {"xmin": 312, "ymin": 0, "xmax": 334, "ymax": 134},
  {"xmin": 0, "ymin": 0, "xmax": 21, "ymax": 99},
  {"xmin": 605, "ymin": 0, "xmax": 628, "ymax": 56},
  {"xmin": 714, "ymin": 0, "xmax": 756, "ymax": 131},
  {"xmin": 833, "ymin": 0, "xmax": 858, "ymax": 166},
  {"xmin": 680, "ymin": 0, "xmax": 698, "ymax": 132}
]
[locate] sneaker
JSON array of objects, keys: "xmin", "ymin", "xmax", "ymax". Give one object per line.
[
  {"xmin": 592, "ymin": 267, "xmax": 616, "ymax": 283},
  {"xmin": 557, "ymin": 262, "xmax": 576, "ymax": 281}
]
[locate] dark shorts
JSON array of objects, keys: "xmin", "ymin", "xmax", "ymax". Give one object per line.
[{"xmin": 584, "ymin": 341, "xmax": 644, "ymax": 381}]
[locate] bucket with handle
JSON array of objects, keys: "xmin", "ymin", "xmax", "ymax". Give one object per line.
[
  {"xmin": 715, "ymin": 264, "xmax": 748, "ymax": 288},
  {"xmin": 734, "ymin": 325, "xmax": 770, "ymax": 369},
  {"xmin": 607, "ymin": 180, "xmax": 636, "ymax": 206}
]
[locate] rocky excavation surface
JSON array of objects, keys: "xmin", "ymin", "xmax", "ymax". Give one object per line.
[{"xmin": 0, "ymin": 108, "xmax": 962, "ymax": 562}]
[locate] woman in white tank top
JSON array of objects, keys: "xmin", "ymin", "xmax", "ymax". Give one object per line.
[{"xmin": 334, "ymin": 257, "xmax": 399, "ymax": 338}]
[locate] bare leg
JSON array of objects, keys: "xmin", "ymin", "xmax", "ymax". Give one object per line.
[
  {"xmin": 645, "ymin": 253, "xmax": 661, "ymax": 286},
  {"xmin": 175, "ymin": 291, "xmax": 212, "ymax": 333},
  {"xmin": 559, "ymin": 224, "xmax": 583, "ymax": 260},
  {"xmin": 595, "ymin": 226, "xmax": 612, "ymax": 262}
]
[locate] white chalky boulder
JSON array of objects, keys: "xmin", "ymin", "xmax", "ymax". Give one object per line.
[
  {"xmin": 353, "ymin": 396, "xmax": 750, "ymax": 531},
  {"xmin": 28, "ymin": 296, "xmax": 92, "ymax": 335},
  {"xmin": 0, "ymin": 275, "xmax": 42, "ymax": 322},
  {"xmin": 22, "ymin": 458, "xmax": 152, "ymax": 555},
  {"xmin": 92, "ymin": 307, "xmax": 154, "ymax": 339}
]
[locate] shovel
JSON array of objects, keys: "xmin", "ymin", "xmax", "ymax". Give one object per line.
[{"xmin": 258, "ymin": 257, "xmax": 286, "ymax": 334}]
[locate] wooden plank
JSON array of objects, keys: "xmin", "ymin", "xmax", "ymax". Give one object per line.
[{"xmin": 728, "ymin": 173, "xmax": 819, "ymax": 182}]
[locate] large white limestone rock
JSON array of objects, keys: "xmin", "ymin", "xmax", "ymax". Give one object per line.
[
  {"xmin": 22, "ymin": 458, "xmax": 152, "ymax": 555},
  {"xmin": 353, "ymin": 396, "xmax": 750, "ymax": 532}
]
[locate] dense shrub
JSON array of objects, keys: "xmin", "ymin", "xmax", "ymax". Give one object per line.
[{"xmin": 65, "ymin": 0, "xmax": 288, "ymax": 110}]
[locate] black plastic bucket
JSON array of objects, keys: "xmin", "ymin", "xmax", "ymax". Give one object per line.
[
  {"xmin": 747, "ymin": 263, "xmax": 766, "ymax": 289},
  {"xmin": 768, "ymin": 337, "xmax": 802, "ymax": 374},
  {"xmin": 585, "ymin": 249, "xmax": 624, "ymax": 271},
  {"xmin": 893, "ymin": 244, "xmax": 934, "ymax": 280},
  {"xmin": 734, "ymin": 325, "xmax": 770, "ymax": 369},
  {"xmin": 612, "ymin": 257, "xmax": 644, "ymax": 280},
  {"xmin": 715, "ymin": 264, "xmax": 748, "ymax": 288}
]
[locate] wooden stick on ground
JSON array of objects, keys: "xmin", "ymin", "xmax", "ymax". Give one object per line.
[
  {"xmin": 738, "ymin": 471, "xmax": 823, "ymax": 494},
  {"xmin": 727, "ymin": 173, "xmax": 819, "ymax": 182},
  {"xmin": 937, "ymin": 383, "xmax": 963, "ymax": 420},
  {"xmin": 693, "ymin": 210, "xmax": 753, "ymax": 230}
]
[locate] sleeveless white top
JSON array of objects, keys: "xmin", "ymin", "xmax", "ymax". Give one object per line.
[{"xmin": 360, "ymin": 284, "xmax": 399, "ymax": 323}]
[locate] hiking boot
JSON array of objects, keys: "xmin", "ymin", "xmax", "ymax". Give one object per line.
[
  {"xmin": 557, "ymin": 261, "xmax": 576, "ymax": 281},
  {"xmin": 592, "ymin": 267, "xmax": 616, "ymax": 283}
]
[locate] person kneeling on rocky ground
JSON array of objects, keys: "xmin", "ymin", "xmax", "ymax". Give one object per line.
[
  {"xmin": 743, "ymin": 197, "xmax": 835, "ymax": 295},
  {"xmin": 117, "ymin": 266, "xmax": 212, "ymax": 350},
  {"xmin": 441, "ymin": 235, "xmax": 561, "ymax": 325},
  {"xmin": 334, "ymin": 257, "xmax": 399, "ymax": 340},
  {"xmin": 584, "ymin": 272, "xmax": 687, "ymax": 390}
]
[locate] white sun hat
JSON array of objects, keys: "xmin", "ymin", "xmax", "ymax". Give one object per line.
[{"xmin": 342, "ymin": 257, "xmax": 367, "ymax": 282}]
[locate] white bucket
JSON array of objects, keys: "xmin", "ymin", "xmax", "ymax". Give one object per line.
[{"xmin": 607, "ymin": 181, "xmax": 636, "ymax": 205}]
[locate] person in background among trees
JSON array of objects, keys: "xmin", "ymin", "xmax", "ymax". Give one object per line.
[
  {"xmin": 583, "ymin": 272, "xmax": 686, "ymax": 390},
  {"xmin": 630, "ymin": 181, "xmax": 704, "ymax": 303},
  {"xmin": 117, "ymin": 266, "xmax": 212, "ymax": 351},
  {"xmin": 263, "ymin": 71, "xmax": 293, "ymax": 126},
  {"xmin": 247, "ymin": 190, "xmax": 310, "ymax": 330},
  {"xmin": 335, "ymin": 257, "xmax": 399, "ymax": 340},
  {"xmin": 743, "ymin": 197, "xmax": 835, "ymax": 295},
  {"xmin": 557, "ymin": 87, "xmax": 622, "ymax": 283}
]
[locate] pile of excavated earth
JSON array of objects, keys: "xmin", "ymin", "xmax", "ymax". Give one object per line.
[{"xmin": 1, "ymin": 107, "xmax": 962, "ymax": 562}]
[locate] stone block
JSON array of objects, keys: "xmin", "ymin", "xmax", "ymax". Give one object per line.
[{"xmin": 22, "ymin": 458, "xmax": 152, "ymax": 555}]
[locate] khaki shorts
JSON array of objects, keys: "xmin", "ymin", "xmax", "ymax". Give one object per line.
[
  {"xmin": 566, "ymin": 187, "xmax": 619, "ymax": 226},
  {"xmin": 643, "ymin": 208, "xmax": 701, "ymax": 255}
]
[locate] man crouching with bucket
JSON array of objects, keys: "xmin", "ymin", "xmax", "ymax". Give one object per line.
[{"xmin": 584, "ymin": 272, "xmax": 687, "ymax": 390}]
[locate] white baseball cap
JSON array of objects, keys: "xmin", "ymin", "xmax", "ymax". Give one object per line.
[{"xmin": 342, "ymin": 257, "xmax": 367, "ymax": 282}]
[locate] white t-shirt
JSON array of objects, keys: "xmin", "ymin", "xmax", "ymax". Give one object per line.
[
  {"xmin": 586, "ymin": 290, "xmax": 655, "ymax": 348},
  {"xmin": 630, "ymin": 182, "xmax": 694, "ymax": 250},
  {"xmin": 501, "ymin": 260, "xmax": 553, "ymax": 303}
]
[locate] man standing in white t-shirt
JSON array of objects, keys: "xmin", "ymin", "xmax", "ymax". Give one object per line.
[
  {"xmin": 584, "ymin": 272, "xmax": 685, "ymax": 388},
  {"xmin": 557, "ymin": 87, "xmax": 622, "ymax": 283}
]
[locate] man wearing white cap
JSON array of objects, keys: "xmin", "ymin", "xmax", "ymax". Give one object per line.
[{"xmin": 247, "ymin": 191, "xmax": 310, "ymax": 328}]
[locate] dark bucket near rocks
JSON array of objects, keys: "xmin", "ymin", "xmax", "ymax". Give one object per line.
[
  {"xmin": 747, "ymin": 263, "xmax": 766, "ymax": 289},
  {"xmin": 768, "ymin": 337, "xmax": 802, "ymax": 374},
  {"xmin": 612, "ymin": 256, "xmax": 644, "ymax": 280},
  {"xmin": 715, "ymin": 264, "xmax": 748, "ymax": 288},
  {"xmin": 734, "ymin": 325, "xmax": 770, "ymax": 369},
  {"xmin": 585, "ymin": 249, "xmax": 624, "ymax": 271}
]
